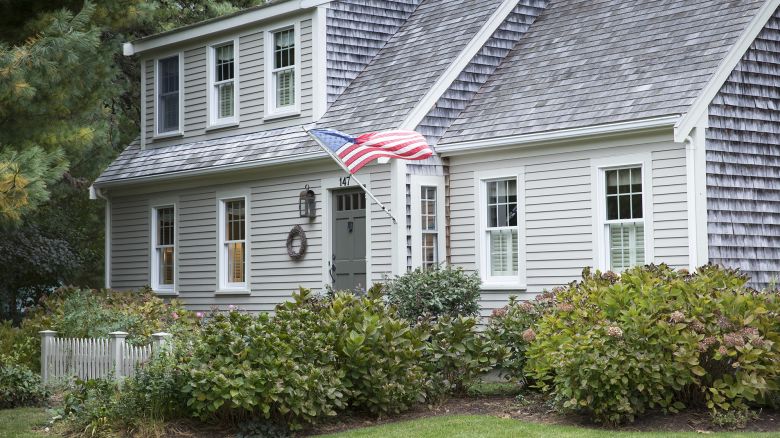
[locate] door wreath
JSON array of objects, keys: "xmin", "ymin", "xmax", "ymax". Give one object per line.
[{"xmin": 286, "ymin": 225, "xmax": 307, "ymax": 260}]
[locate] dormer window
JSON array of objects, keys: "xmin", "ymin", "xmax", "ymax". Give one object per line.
[
  {"xmin": 209, "ymin": 41, "xmax": 238, "ymax": 126},
  {"xmin": 265, "ymin": 23, "xmax": 300, "ymax": 117},
  {"xmin": 156, "ymin": 54, "xmax": 182, "ymax": 135}
]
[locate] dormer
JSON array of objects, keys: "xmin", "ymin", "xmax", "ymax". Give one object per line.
[{"xmin": 125, "ymin": 0, "xmax": 420, "ymax": 149}]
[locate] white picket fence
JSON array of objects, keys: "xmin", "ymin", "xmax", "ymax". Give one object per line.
[{"xmin": 40, "ymin": 330, "xmax": 171, "ymax": 383}]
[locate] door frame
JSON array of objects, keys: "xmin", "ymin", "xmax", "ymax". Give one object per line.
[{"xmin": 321, "ymin": 175, "xmax": 372, "ymax": 290}]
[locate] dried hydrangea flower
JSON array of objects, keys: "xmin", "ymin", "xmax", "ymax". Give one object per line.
[
  {"xmin": 492, "ymin": 307, "xmax": 507, "ymax": 318},
  {"xmin": 522, "ymin": 328, "xmax": 536, "ymax": 343},
  {"xmin": 717, "ymin": 345, "xmax": 728, "ymax": 356},
  {"xmin": 698, "ymin": 336, "xmax": 717, "ymax": 352},
  {"xmin": 690, "ymin": 319, "xmax": 705, "ymax": 333},
  {"xmin": 606, "ymin": 326, "xmax": 623, "ymax": 338},
  {"xmin": 669, "ymin": 311, "xmax": 685, "ymax": 323},
  {"xmin": 723, "ymin": 332, "xmax": 745, "ymax": 348},
  {"xmin": 557, "ymin": 303, "xmax": 574, "ymax": 312}
]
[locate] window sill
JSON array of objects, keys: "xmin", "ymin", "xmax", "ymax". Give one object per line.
[
  {"xmin": 206, "ymin": 121, "xmax": 239, "ymax": 132},
  {"xmin": 153, "ymin": 289, "xmax": 178, "ymax": 296},
  {"xmin": 215, "ymin": 288, "xmax": 251, "ymax": 295},
  {"xmin": 480, "ymin": 283, "xmax": 527, "ymax": 291},
  {"xmin": 153, "ymin": 131, "xmax": 184, "ymax": 141},
  {"xmin": 263, "ymin": 110, "xmax": 300, "ymax": 122}
]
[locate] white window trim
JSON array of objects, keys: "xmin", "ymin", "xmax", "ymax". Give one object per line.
[
  {"xmin": 264, "ymin": 21, "xmax": 301, "ymax": 120},
  {"xmin": 150, "ymin": 201, "xmax": 178, "ymax": 295},
  {"xmin": 474, "ymin": 168, "xmax": 526, "ymax": 290},
  {"xmin": 153, "ymin": 51, "xmax": 184, "ymax": 138},
  {"xmin": 206, "ymin": 38, "xmax": 240, "ymax": 129},
  {"xmin": 216, "ymin": 191, "xmax": 251, "ymax": 294},
  {"xmin": 410, "ymin": 175, "xmax": 446, "ymax": 269},
  {"xmin": 591, "ymin": 153, "xmax": 655, "ymax": 272}
]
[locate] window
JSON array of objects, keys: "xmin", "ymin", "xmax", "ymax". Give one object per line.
[
  {"xmin": 486, "ymin": 179, "xmax": 519, "ymax": 277},
  {"xmin": 266, "ymin": 25, "xmax": 299, "ymax": 116},
  {"xmin": 220, "ymin": 198, "xmax": 247, "ymax": 290},
  {"xmin": 209, "ymin": 41, "xmax": 237, "ymax": 125},
  {"xmin": 157, "ymin": 55, "xmax": 180, "ymax": 134},
  {"xmin": 604, "ymin": 167, "xmax": 645, "ymax": 271},
  {"xmin": 411, "ymin": 175, "xmax": 445, "ymax": 270},
  {"xmin": 152, "ymin": 206, "xmax": 175, "ymax": 292},
  {"xmin": 420, "ymin": 186, "xmax": 438, "ymax": 269}
]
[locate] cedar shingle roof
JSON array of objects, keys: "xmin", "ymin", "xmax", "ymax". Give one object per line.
[{"xmin": 438, "ymin": 0, "xmax": 766, "ymax": 144}]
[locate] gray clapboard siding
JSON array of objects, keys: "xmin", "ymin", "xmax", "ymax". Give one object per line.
[
  {"xmin": 110, "ymin": 196, "xmax": 149, "ymax": 290},
  {"xmin": 141, "ymin": 14, "xmax": 315, "ymax": 150},
  {"xmin": 325, "ymin": 0, "xmax": 421, "ymax": 106},
  {"xmin": 108, "ymin": 162, "xmax": 394, "ymax": 312},
  {"xmin": 177, "ymin": 189, "xmax": 217, "ymax": 301},
  {"xmin": 447, "ymin": 139, "xmax": 689, "ymax": 297},
  {"xmin": 706, "ymin": 8, "xmax": 780, "ymax": 288},
  {"xmin": 417, "ymin": 0, "xmax": 548, "ymax": 144}
]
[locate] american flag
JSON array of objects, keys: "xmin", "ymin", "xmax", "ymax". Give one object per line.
[{"xmin": 309, "ymin": 128, "xmax": 433, "ymax": 174}]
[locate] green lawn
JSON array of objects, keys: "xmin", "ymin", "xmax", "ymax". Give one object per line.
[
  {"xmin": 0, "ymin": 407, "xmax": 49, "ymax": 438},
  {"xmin": 320, "ymin": 415, "xmax": 780, "ymax": 438}
]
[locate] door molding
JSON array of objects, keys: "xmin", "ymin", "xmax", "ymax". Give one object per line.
[{"xmin": 320, "ymin": 175, "xmax": 372, "ymax": 290}]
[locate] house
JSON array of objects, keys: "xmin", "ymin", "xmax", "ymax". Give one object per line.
[{"xmin": 93, "ymin": 0, "xmax": 780, "ymax": 316}]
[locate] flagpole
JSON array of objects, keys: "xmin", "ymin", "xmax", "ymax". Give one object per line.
[{"xmin": 303, "ymin": 126, "xmax": 398, "ymax": 224}]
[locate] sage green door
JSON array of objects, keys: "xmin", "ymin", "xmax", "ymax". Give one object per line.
[{"xmin": 331, "ymin": 189, "xmax": 367, "ymax": 291}]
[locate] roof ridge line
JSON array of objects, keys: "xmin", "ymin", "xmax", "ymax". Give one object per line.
[{"xmin": 398, "ymin": 0, "xmax": 523, "ymax": 130}]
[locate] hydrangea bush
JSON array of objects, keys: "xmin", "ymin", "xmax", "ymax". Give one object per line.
[{"xmin": 525, "ymin": 264, "xmax": 780, "ymax": 425}]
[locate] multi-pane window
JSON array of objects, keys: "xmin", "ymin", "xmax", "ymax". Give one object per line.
[
  {"xmin": 212, "ymin": 42, "xmax": 235, "ymax": 122},
  {"xmin": 223, "ymin": 199, "xmax": 246, "ymax": 286},
  {"xmin": 486, "ymin": 179, "xmax": 518, "ymax": 277},
  {"xmin": 157, "ymin": 55, "xmax": 179, "ymax": 133},
  {"xmin": 154, "ymin": 206, "xmax": 175, "ymax": 290},
  {"xmin": 605, "ymin": 167, "xmax": 645, "ymax": 271},
  {"xmin": 272, "ymin": 28, "xmax": 295, "ymax": 109},
  {"xmin": 420, "ymin": 186, "xmax": 438, "ymax": 269}
]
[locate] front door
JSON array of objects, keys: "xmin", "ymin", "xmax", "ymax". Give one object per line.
[{"xmin": 331, "ymin": 189, "xmax": 367, "ymax": 291}]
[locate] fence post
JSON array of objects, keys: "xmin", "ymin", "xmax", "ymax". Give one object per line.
[
  {"xmin": 151, "ymin": 332, "xmax": 172, "ymax": 353},
  {"xmin": 108, "ymin": 331, "xmax": 128, "ymax": 379},
  {"xmin": 39, "ymin": 330, "xmax": 57, "ymax": 384}
]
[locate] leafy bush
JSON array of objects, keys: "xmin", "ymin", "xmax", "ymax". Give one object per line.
[
  {"xmin": 184, "ymin": 295, "xmax": 345, "ymax": 429},
  {"xmin": 385, "ymin": 266, "xmax": 481, "ymax": 320},
  {"xmin": 525, "ymin": 265, "xmax": 780, "ymax": 425},
  {"xmin": 327, "ymin": 288, "xmax": 429, "ymax": 415},
  {"xmin": 61, "ymin": 378, "xmax": 119, "ymax": 437},
  {"xmin": 0, "ymin": 355, "xmax": 47, "ymax": 408},
  {"xmin": 422, "ymin": 315, "xmax": 506, "ymax": 395},
  {"xmin": 0, "ymin": 286, "xmax": 199, "ymax": 371},
  {"xmin": 486, "ymin": 293, "xmax": 555, "ymax": 382},
  {"xmin": 183, "ymin": 288, "xmax": 430, "ymax": 428}
]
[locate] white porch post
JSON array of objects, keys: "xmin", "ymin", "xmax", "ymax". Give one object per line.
[{"xmin": 151, "ymin": 332, "xmax": 172, "ymax": 353}]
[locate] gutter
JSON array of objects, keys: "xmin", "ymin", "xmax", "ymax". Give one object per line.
[
  {"xmin": 435, "ymin": 115, "xmax": 681, "ymax": 155},
  {"xmin": 92, "ymin": 150, "xmax": 327, "ymax": 189}
]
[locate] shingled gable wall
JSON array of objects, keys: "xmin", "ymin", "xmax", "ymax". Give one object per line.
[{"xmin": 706, "ymin": 6, "xmax": 780, "ymax": 288}]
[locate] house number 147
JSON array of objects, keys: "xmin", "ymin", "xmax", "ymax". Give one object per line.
[{"xmin": 339, "ymin": 176, "xmax": 351, "ymax": 187}]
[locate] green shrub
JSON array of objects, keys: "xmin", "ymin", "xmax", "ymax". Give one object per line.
[
  {"xmin": 486, "ymin": 293, "xmax": 555, "ymax": 382},
  {"xmin": 61, "ymin": 378, "xmax": 119, "ymax": 437},
  {"xmin": 327, "ymin": 288, "xmax": 429, "ymax": 415},
  {"xmin": 385, "ymin": 266, "xmax": 481, "ymax": 320},
  {"xmin": 183, "ymin": 294, "xmax": 345, "ymax": 429},
  {"xmin": 422, "ymin": 315, "xmax": 506, "ymax": 395},
  {"xmin": 0, "ymin": 355, "xmax": 47, "ymax": 408},
  {"xmin": 525, "ymin": 265, "xmax": 780, "ymax": 425}
]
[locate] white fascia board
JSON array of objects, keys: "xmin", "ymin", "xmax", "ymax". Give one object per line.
[
  {"xmin": 93, "ymin": 151, "xmax": 328, "ymax": 189},
  {"xmin": 125, "ymin": 0, "xmax": 330, "ymax": 56},
  {"xmin": 398, "ymin": 0, "xmax": 520, "ymax": 130},
  {"xmin": 675, "ymin": 0, "xmax": 780, "ymax": 143},
  {"xmin": 436, "ymin": 115, "xmax": 680, "ymax": 156}
]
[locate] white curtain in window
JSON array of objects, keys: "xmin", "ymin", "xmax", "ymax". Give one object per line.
[{"xmin": 609, "ymin": 222, "xmax": 644, "ymax": 272}]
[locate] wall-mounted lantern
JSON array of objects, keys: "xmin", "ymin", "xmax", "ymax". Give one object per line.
[{"xmin": 299, "ymin": 185, "xmax": 316, "ymax": 218}]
